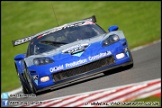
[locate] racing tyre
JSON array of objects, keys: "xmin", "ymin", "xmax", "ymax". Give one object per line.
[
  {"xmin": 21, "ymin": 80, "xmax": 29, "ymax": 94},
  {"xmin": 24, "ymin": 66, "xmax": 37, "ymax": 95},
  {"xmin": 19, "ymin": 73, "xmax": 30, "ymax": 94},
  {"xmin": 22, "ymin": 86, "xmax": 28, "ymax": 94},
  {"xmin": 15, "ymin": 63, "xmax": 30, "ymax": 94}
]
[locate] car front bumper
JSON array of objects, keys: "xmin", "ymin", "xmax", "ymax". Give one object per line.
[{"xmin": 35, "ymin": 55, "xmax": 133, "ymax": 93}]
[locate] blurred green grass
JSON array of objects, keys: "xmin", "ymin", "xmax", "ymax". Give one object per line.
[{"xmin": 1, "ymin": 1, "xmax": 161, "ymax": 92}]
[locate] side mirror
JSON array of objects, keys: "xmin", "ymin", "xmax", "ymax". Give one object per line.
[
  {"xmin": 14, "ymin": 54, "xmax": 25, "ymax": 61},
  {"xmin": 108, "ymin": 25, "xmax": 119, "ymax": 32}
]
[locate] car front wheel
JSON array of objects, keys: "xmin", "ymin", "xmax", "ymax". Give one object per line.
[{"xmin": 24, "ymin": 67, "xmax": 37, "ymax": 94}]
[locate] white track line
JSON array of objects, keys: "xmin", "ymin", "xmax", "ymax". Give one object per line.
[
  {"xmin": 22, "ymin": 79, "xmax": 161, "ymax": 107},
  {"xmin": 40, "ymin": 78, "xmax": 160, "ymax": 103},
  {"xmin": 60, "ymin": 90, "xmax": 118, "ymax": 107},
  {"xmin": 80, "ymin": 83, "xmax": 152, "ymax": 107},
  {"xmin": 7, "ymin": 87, "xmax": 22, "ymax": 96},
  {"xmin": 15, "ymin": 78, "xmax": 160, "ymax": 107},
  {"xmin": 15, "ymin": 78, "xmax": 161, "ymax": 107},
  {"xmin": 93, "ymin": 83, "xmax": 161, "ymax": 107},
  {"xmin": 136, "ymin": 89, "xmax": 161, "ymax": 100}
]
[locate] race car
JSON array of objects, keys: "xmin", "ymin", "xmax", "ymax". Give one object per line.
[{"xmin": 13, "ymin": 16, "xmax": 133, "ymax": 94}]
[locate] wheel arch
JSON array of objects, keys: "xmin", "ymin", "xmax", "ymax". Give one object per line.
[{"xmin": 14, "ymin": 60, "xmax": 24, "ymax": 75}]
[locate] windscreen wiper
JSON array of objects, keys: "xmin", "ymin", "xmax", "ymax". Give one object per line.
[{"xmin": 40, "ymin": 40, "xmax": 68, "ymax": 46}]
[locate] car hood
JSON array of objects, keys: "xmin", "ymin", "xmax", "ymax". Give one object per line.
[{"xmin": 25, "ymin": 30, "xmax": 125, "ymax": 67}]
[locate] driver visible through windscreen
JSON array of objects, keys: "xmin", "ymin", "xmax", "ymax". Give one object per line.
[{"xmin": 26, "ymin": 22, "xmax": 106, "ymax": 56}]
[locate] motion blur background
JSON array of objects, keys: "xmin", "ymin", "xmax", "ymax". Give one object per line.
[{"xmin": 1, "ymin": 1, "xmax": 160, "ymax": 92}]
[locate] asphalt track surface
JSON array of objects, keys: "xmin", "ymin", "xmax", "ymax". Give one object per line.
[{"xmin": 8, "ymin": 41, "xmax": 161, "ymax": 105}]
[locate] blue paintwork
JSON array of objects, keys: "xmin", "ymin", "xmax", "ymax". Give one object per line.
[
  {"xmin": 14, "ymin": 54, "xmax": 25, "ymax": 61},
  {"xmin": 15, "ymin": 37, "xmax": 132, "ymax": 90},
  {"xmin": 108, "ymin": 25, "xmax": 119, "ymax": 32},
  {"xmin": 14, "ymin": 22, "xmax": 133, "ymax": 93}
]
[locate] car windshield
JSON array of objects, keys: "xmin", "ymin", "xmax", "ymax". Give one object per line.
[{"xmin": 26, "ymin": 23, "xmax": 106, "ymax": 56}]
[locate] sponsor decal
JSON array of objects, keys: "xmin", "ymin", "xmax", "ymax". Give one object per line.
[
  {"xmin": 82, "ymin": 21, "xmax": 94, "ymax": 25},
  {"xmin": 34, "ymin": 80, "xmax": 38, "ymax": 85},
  {"xmin": 73, "ymin": 51, "xmax": 84, "ymax": 57},
  {"xmin": 43, "ymin": 22, "xmax": 87, "ymax": 36},
  {"xmin": 13, "ymin": 19, "xmax": 95, "ymax": 46},
  {"xmin": 62, "ymin": 43, "xmax": 89, "ymax": 55},
  {"xmin": 13, "ymin": 35, "xmax": 38, "ymax": 46},
  {"xmin": 49, "ymin": 51, "xmax": 112, "ymax": 72},
  {"xmin": 88, "ymin": 51, "xmax": 111, "ymax": 61},
  {"xmin": 50, "ymin": 65, "xmax": 64, "ymax": 73},
  {"xmin": 37, "ymin": 34, "xmax": 43, "ymax": 39},
  {"xmin": 126, "ymin": 52, "xmax": 129, "ymax": 57},
  {"xmin": 65, "ymin": 59, "xmax": 87, "ymax": 68},
  {"xmin": 33, "ymin": 75, "xmax": 38, "ymax": 80},
  {"xmin": 125, "ymin": 48, "xmax": 129, "ymax": 57},
  {"xmin": 32, "ymin": 75, "xmax": 38, "ymax": 85}
]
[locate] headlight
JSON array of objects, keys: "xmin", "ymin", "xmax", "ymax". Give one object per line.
[
  {"xmin": 116, "ymin": 53, "xmax": 125, "ymax": 59},
  {"xmin": 40, "ymin": 76, "xmax": 50, "ymax": 82},
  {"xmin": 103, "ymin": 34, "xmax": 119, "ymax": 46},
  {"xmin": 33, "ymin": 57, "xmax": 54, "ymax": 65}
]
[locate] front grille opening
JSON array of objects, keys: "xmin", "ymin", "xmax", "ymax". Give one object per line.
[{"xmin": 53, "ymin": 56, "xmax": 115, "ymax": 82}]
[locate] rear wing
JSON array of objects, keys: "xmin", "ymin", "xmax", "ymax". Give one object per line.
[
  {"xmin": 83, "ymin": 15, "xmax": 96, "ymax": 23},
  {"xmin": 12, "ymin": 15, "xmax": 96, "ymax": 47},
  {"xmin": 12, "ymin": 34, "xmax": 37, "ymax": 47}
]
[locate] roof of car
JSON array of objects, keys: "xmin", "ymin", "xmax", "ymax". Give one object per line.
[{"xmin": 12, "ymin": 16, "xmax": 96, "ymax": 46}]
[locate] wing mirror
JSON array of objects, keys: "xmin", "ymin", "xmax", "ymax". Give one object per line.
[
  {"xmin": 14, "ymin": 54, "xmax": 25, "ymax": 61},
  {"xmin": 108, "ymin": 25, "xmax": 119, "ymax": 32}
]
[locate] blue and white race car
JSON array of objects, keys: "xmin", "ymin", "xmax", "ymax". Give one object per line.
[{"xmin": 13, "ymin": 16, "xmax": 133, "ymax": 94}]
